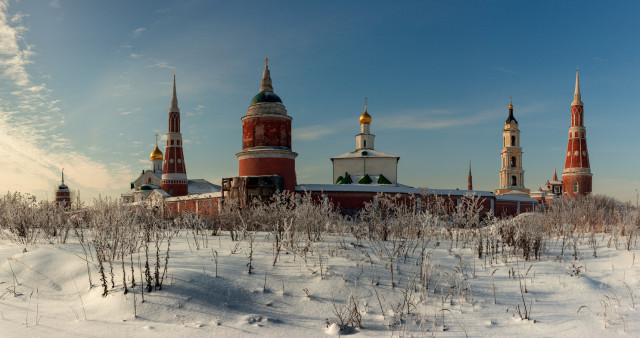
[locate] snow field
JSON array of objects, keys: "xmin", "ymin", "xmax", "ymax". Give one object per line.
[{"xmin": 1, "ymin": 230, "xmax": 639, "ymax": 337}]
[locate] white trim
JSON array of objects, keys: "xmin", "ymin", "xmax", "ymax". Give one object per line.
[
  {"xmin": 162, "ymin": 173, "xmax": 187, "ymax": 180},
  {"xmin": 237, "ymin": 149, "xmax": 298, "ymax": 160}
]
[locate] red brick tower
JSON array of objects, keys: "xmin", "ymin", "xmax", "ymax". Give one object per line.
[
  {"xmin": 55, "ymin": 169, "xmax": 71, "ymax": 207},
  {"xmin": 237, "ymin": 59, "xmax": 297, "ymax": 191},
  {"xmin": 161, "ymin": 74, "xmax": 188, "ymax": 196},
  {"xmin": 562, "ymin": 69, "xmax": 592, "ymax": 196}
]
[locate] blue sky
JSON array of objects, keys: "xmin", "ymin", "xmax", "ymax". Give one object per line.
[{"xmin": 0, "ymin": 0, "xmax": 639, "ymax": 203}]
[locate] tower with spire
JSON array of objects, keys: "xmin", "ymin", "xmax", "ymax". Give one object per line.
[
  {"xmin": 161, "ymin": 74, "xmax": 188, "ymax": 196},
  {"xmin": 562, "ymin": 69, "xmax": 592, "ymax": 196},
  {"xmin": 467, "ymin": 162, "xmax": 473, "ymax": 191},
  {"xmin": 237, "ymin": 59, "xmax": 298, "ymax": 191},
  {"xmin": 56, "ymin": 169, "xmax": 71, "ymax": 207},
  {"xmin": 495, "ymin": 98, "xmax": 529, "ymax": 196}
]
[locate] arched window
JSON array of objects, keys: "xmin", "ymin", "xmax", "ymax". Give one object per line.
[
  {"xmin": 573, "ymin": 181, "xmax": 579, "ymax": 193},
  {"xmin": 364, "ymin": 140, "xmax": 367, "ymax": 148},
  {"xmin": 511, "ymin": 156, "xmax": 516, "ymax": 168},
  {"xmin": 511, "ymin": 175, "xmax": 517, "ymax": 186},
  {"xmin": 511, "ymin": 136, "xmax": 516, "ymax": 146}
]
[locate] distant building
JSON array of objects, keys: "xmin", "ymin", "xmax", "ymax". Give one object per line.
[
  {"xmin": 55, "ymin": 169, "xmax": 71, "ymax": 207},
  {"xmin": 122, "ymin": 75, "xmax": 219, "ymax": 205},
  {"xmin": 124, "ymin": 60, "xmax": 540, "ymax": 218},
  {"xmin": 331, "ymin": 100, "xmax": 399, "ymax": 186},
  {"xmin": 495, "ymin": 99, "xmax": 530, "ymax": 197}
]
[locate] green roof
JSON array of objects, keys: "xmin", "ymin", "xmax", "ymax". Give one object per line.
[
  {"xmin": 377, "ymin": 174, "xmax": 392, "ymax": 184},
  {"xmin": 358, "ymin": 174, "xmax": 373, "ymax": 184},
  {"xmin": 250, "ymin": 91, "xmax": 282, "ymax": 105}
]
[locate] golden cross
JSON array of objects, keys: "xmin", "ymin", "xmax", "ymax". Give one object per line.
[
  {"xmin": 265, "ymin": 57, "xmax": 269, "ymax": 69},
  {"xmin": 365, "ymin": 97, "xmax": 368, "ymax": 108}
]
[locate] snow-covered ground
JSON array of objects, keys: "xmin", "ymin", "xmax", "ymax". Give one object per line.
[{"xmin": 1, "ymin": 230, "xmax": 639, "ymax": 337}]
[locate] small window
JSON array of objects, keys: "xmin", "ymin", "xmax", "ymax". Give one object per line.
[
  {"xmin": 510, "ymin": 156, "xmax": 516, "ymax": 168},
  {"xmin": 364, "ymin": 140, "xmax": 366, "ymax": 147},
  {"xmin": 511, "ymin": 136, "xmax": 516, "ymax": 146},
  {"xmin": 573, "ymin": 181, "xmax": 579, "ymax": 193},
  {"xmin": 511, "ymin": 175, "xmax": 517, "ymax": 186},
  {"xmin": 177, "ymin": 140, "xmax": 180, "ymax": 145},
  {"xmin": 171, "ymin": 140, "xmax": 174, "ymax": 145}
]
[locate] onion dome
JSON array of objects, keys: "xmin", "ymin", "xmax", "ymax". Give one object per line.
[
  {"xmin": 505, "ymin": 97, "xmax": 518, "ymax": 124},
  {"xmin": 359, "ymin": 99, "xmax": 372, "ymax": 124},
  {"xmin": 250, "ymin": 58, "xmax": 283, "ymax": 106},
  {"xmin": 150, "ymin": 145, "xmax": 163, "ymax": 160}
]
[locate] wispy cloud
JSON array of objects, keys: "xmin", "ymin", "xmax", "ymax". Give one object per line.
[
  {"xmin": 130, "ymin": 53, "xmax": 141, "ymax": 58},
  {"xmin": 0, "ymin": 1, "xmax": 131, "ymax": 199},
  {"xmin": 148, "ymin": 59, "xmax": 173, "ymax": 69},
  {"xmin": 49, "ymin": 0, "xmax": 60, "ymax": 9},
  {"xmin": 133, "ymin": 27, "xmax": 146, "ymax": 37},
  {"xmin": 293, "ymin": 107, "xmax": 506, "ymax": 141},
  {"xmin": 293, "ymin": 125, "xmax": 340, "ymax": 141},
  {"xmin": 493, "ymin": 66, "xmax": 517, "ymax": 74}
]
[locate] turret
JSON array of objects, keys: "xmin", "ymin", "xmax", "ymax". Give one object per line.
[
  {"xmin": 161, "ymin": 73, "xmax": 188, "ymax": 196},
  {"xmin": 237, "ymin": 59, "xmax": 298, "ymax": 191},
  {"xmin": 562, "ymin": 68, "xmax": 592, "ymax": 196}
]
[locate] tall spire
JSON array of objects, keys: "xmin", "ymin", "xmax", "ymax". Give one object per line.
[
  {"xmin": 553, "ymin": 168, "xmax": 558, "ymax": 181},
  {"xmin": 572, "ymin": 68, "xmax": 583, "ymax": 106},
  {"xmin": 468, "ymin": 161, "xmax": 473, "ymax": 190},
  {"xmin": 260, "ymin": 57, "xmax": 274, "ymax": 92},
  {"xmin": 170, "ymin": 72, "xmax": 180, "ymax": 113},
  {"xmin": 61, "ymin": 168, "xmax": 64, "ymax": 184}
]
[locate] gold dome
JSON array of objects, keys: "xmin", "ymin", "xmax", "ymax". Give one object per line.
[
  {"xmin": 150, "ymin": 146, "xmax": 163, "ymax": 161},
  {"xmin": 359, "ymin": 111, "xmax": 372, "ymax": 124}
]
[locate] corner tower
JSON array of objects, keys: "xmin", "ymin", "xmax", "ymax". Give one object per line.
[
  {"xmin": 56, "ymin": 169, "xmax": 71, "ymax": 207},
  {"xmin": 562, "ymin": 69, "xmax": 592, "ymax": 196},
  {"xmin": 161, "ymin": 74, "xmax": 188, "ymax": 196},
  {"xmin": 237, "ymin": 59, "xmax": 297, "ymax": 191},
  {"xmin": 495, "ymin": 99, "xmax": 529, "ymax": 196}
]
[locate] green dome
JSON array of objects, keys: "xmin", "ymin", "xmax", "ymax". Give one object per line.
[{"xmin": 251, "ymin": 91, "xmax": 282, "ymax": 105}]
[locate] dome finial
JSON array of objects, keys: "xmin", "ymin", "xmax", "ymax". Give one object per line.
[
  {"xmin": 505, "ymin": 97, "xmax": 517, "ymax": 124},
  {"xmin": 359, "ymin": 97, "xmax": 372, "ymax": 124},
  {"xmin": 572, "ymin": 68, "xmax": 583, "ymax": 106},
  {"xmin": 260, "ymin": 59, "xmax": 274, "ymax": 92},
  {"xmin": 170, "ymin": 73, "xmax": 180, "ymax": 113},
  {"xmin": 150, "ymin": 133, "xmax": 164, "ymax": 161},
  {"xmin": 61, "ymin": 168, "xmax": 64, "ymax": 184}
]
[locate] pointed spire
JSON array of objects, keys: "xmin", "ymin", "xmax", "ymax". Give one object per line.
[
  {"xmin": 467, "ymin": 161, "xmax": 473, "ymax": 191},
  {"xmin": 170, "ymin": 72, "xmax": 180, "ymax": 113},
  {"xmin": 61, "ymin": 168, "xmax": 64, "ymax": 184},
  {"xmin": 260, "ymin": 57, "xmax": 274, "ymax": 92},
  {"xmin": 505, "ymin": 97, "xmax": 518, "ymax": 124},
  {"xmin": 572, "ymin": 68, "xmax": 583, "ymax": 106},
  {"xmin": 553, "ymin": 168, "xmax": 558, "ymax": 181}
]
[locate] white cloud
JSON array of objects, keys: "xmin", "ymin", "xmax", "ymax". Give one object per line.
[
  {"xmin": 130, "ymin": 53, "xmax": 141, "ymax": 58},
  {"xmin": 49, "ymin": 0, "xmax": 60, "ymax": 9},
  {"xmin": 0, "ymin": 2, "xmax": 132, "ymax": 199},
  {"xmin": 133, "ymin": 27, "xmax": 146, "ymax": 37}
]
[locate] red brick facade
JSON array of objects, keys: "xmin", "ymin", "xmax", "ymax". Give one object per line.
[{"xmin": 242, "ymin": 116, "xmax": 291, "ymax": 150}]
